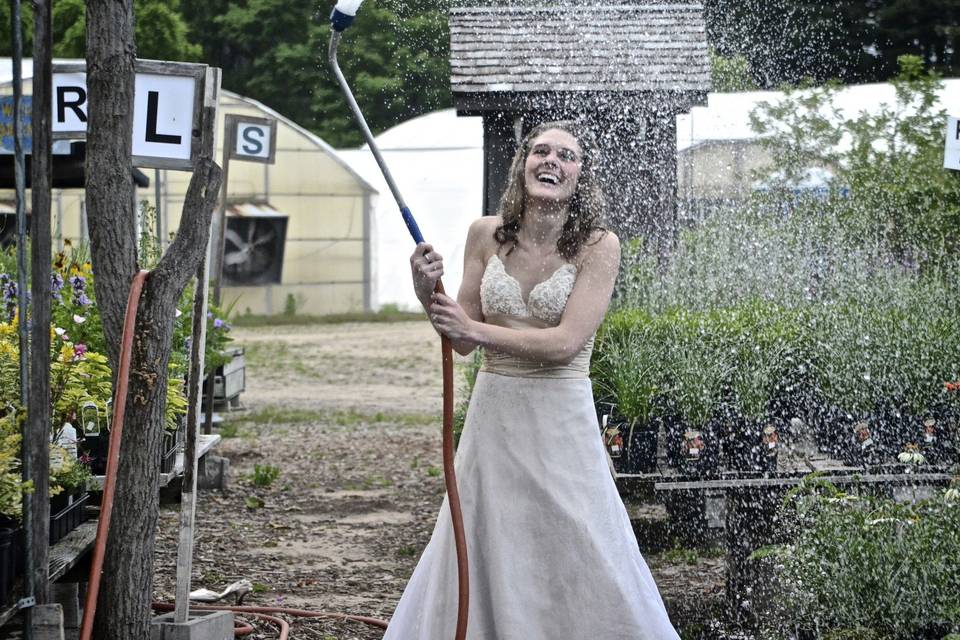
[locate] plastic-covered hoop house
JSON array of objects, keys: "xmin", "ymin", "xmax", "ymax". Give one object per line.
[{"xmin": 339, "ymin": 109, "xmax": 483, "ymax": 312}]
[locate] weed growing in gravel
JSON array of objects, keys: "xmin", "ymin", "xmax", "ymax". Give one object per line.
[{"xmin": 249, "ymin": 464, "xmax": 281, "ymax": 487}]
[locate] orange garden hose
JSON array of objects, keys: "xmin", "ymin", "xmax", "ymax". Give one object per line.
[{"xmin": 79, "ymin": 269, "xmax": 149, "ymax": 640}]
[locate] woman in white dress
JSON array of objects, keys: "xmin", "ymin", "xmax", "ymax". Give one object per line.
[{"xmin": 385, "ymin": 121, "xmax": 680, "ymax": 639}]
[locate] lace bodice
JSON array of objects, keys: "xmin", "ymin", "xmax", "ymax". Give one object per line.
[
  {"xmin": 478, "ymin": 254, "xmax": 594, "ymax": 378},
  {"xmin": 480, "ymin": 255, "xmax": 577, "ymax": 326}
]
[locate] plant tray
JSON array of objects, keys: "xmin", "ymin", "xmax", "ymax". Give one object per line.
[
  {"xmin": 0, "ymin": 525, "xmax": 20, "ymax": 606},
  {"xmin": 49, "ymin": 492, "xmax": 89, "ymax": 546}
]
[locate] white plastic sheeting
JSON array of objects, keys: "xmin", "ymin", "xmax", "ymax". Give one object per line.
[{"xmin": 339, "ymin": 109, "xmax": 483, "ymax": 311}]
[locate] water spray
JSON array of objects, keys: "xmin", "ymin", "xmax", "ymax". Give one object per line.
[{"xmin": 328, "ymin": 2, "xmax": 470, "ymax": 638}]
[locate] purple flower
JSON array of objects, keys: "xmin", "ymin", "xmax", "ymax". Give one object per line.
[
  {"xmin": 213, "ymin": 318, "xmax": 224, "ymax": 329},
  {"xmin": 50, "ymin": 273, "xmax": 63, "ymax": 302},
  {"xmin": 69, "ymin": 275, "xmax": 85, "ymax": 291},
  {"xmin": 73, "ymin": 343, "xmax": 87, "ymax": 360},
  {"xmin": 76, "ymin": 293, "xmax": 91, "ymax": 306}
]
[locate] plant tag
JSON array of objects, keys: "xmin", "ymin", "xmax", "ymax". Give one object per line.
[{"xmin": 689, "ymin": 448, "xmax": 700, "ymax": 457}]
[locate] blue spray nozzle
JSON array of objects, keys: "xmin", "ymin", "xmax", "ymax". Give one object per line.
[{"xmin": 331, "ymin": 0, "xmax": 364, "ymax": 31}]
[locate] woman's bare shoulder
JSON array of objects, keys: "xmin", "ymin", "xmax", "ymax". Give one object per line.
[
  {"xmin": 579, "ymin": 228, "xmax": 620, "ymax": 266},
  {"xmin": 466, "ymin": 215, "xmax": 502, "ymax": 253}
]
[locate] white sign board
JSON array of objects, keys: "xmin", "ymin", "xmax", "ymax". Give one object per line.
[
  {"xmin": 227, "ymin": 114, "xmax": 277, "ymax": 164},
  {"xmin": 131, "ymin": 73, "xmax": 196, "ymax": 163},
  {"xmin": 51, "ymin": 60, "xmax": 213, "ymax": 171},
  {"xmin": 944, "ymin": 116, "xmax": 960, "ymax": 171},
  {"xmin": 52, "ymin": 72, "xmax": 88, "ymax": 134}
]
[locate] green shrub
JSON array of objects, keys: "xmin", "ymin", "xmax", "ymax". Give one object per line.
[{"xmin": 756, "ymin": 475, "xmax": 960, "ymax": 638}]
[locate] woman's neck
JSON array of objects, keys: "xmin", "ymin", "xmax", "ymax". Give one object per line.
[{"xmin": 519, "ymin": 200, "xmax": 568, "ymax": 253}]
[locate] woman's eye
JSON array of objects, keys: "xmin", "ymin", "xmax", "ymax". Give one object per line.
[{"xmin": 559, "ymin": 150, "xmax": 577, "ymax": 162}]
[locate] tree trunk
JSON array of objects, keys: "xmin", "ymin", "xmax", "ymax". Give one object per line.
[
  {"xmin": 86, "ymin": 0, "xmax": 137, "ymax": 369},
  {"xmin": 29, "ymin": 0, "xmax": 52, "ymax": 605},
  {"xmin": 86, "ymin": 2, "xmax": 223, "ymax": 637}
]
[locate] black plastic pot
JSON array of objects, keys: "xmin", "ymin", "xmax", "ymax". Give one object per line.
[
  {"xmin": 625, "ymin": 425, "xmax": 658, "ymax": 474},
  {"xmin": 0, "ymin": 522, "xmax": 19, "ymax": 606},
  {"xmin": 49, "ymin": 492, "xmax": 89, "ymax": 546},
  {"xmin": 80, "ymin": 432, "xmax": 110, "ymax": 476},
  {"xmin": 722, "ymin": 415, "xmax": 779, "ymax": 473}
]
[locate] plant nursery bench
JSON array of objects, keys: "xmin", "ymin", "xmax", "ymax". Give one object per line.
[
  {"xmin": 0, "ymin": 520, "xmax": 98, "ymax": 629},
  {"xmin": 615, "ymin": 455, "xmax": 954, "ymax": 624}
]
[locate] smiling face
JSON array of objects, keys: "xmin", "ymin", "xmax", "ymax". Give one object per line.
[{"xmin": 523, "ymin": 128, "xmax": 583, "ymax": 205}]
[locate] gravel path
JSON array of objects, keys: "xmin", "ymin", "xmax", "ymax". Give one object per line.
[{"xmin": 152, "ymin": 320, "xmax": 727, "ymax": 639}]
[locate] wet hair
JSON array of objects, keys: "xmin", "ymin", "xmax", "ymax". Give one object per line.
[{"xmin": 494, "ymin": 120, "xmax": 606, "ymax": 260}]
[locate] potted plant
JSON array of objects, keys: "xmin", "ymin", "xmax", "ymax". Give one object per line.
[
  {"xmin": 593, "ymin": 311, "xmax": 663, "ymax": 474},
  {"xmin": 727, "ymin": 305, "xmax": 790, "ymax": 473},
  {"xmin": 48, "ymin": 443, "xmax": 92, "ymax": 545},
  {"xmin": 668, "ymin": 311, "xmax": 731, "ymax": 476},
  {"xmin": 0, "ymin": 408, "xmax": 27, "ymax": 605}
]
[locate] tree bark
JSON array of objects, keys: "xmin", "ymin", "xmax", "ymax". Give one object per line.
[
  {"xmin": 86, "ymin": 2, "xmax": 223, "ymax": 637},
  {"xmin": 29, "ymin": 0, "xmax": 52, "ymax": 605},
  {"xmin": 86, "ymin": 0, "xmax": 137, "ymax": 369}
]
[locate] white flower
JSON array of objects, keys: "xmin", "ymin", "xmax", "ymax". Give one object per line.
[
  {"xmin": 897, "ymin": 450, "xmax": 926, "ymax": 465},
  {"xmin": 73, "ymin": 314, "xmax": 86, "ymax": 324},
  {"xmin": 175, "ymin": 309, "xmax": 183, "ymax": 318},
  {"xmin": 54, "ymin": 327, "xmax": 67, "ymax": 337}
]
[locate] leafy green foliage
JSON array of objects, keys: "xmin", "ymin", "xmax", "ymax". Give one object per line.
[
  {"xmin": 0, "ymin": 410, "xmax": 30, "ymax": 521},
  {"xmin": 704, "ymin": 0, "xmax": 960, "ymax": 87},
  {"xmin": 757, "ymin": 475, "xmax": 960, "ymax": 638},
  {"xmin": 751, "ymin": 56, "xmax": 960, "ymax": 269},
  {"xmin": 181, "ymin": 0, "xmax": 452, "ymax": 147},
  {"xmin": 0, "ymin": 0, "xmax": 201, "ymax": 61}
]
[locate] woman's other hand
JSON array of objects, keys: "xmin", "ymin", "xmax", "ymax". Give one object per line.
[
  {"xmin": 411, "ymin": 243, "xmax": 443, "ymax": 304},
  {"xmin": 429, "ymin": 292, "xmax": 477, "ymax": 343}
]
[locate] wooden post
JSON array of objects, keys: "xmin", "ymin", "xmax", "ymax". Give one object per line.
[
  {"xmin": 174, "ymin": 77, "xmax": 220, "ymax": 622},
  {"xmin": 29, "ymin": 0, "xmax": 54, "ymax": 610},
  {"xmin": 204, "ymin": 126, "xmax": 231, "ymax": 435}
]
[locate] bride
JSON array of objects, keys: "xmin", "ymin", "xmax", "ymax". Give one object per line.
[{"xmin": 384, "ymin": 121, "xmax": 680, "ymax": 639}]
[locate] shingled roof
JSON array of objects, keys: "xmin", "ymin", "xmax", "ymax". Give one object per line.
[{"xmin": 449, "ymin": 4, "xmax": 711, "ymax": 95}]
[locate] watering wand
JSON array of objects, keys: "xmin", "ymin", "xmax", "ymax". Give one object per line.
[{"xmin": 328, "ymin": 3, "xmax": 470, "ymax": 638}]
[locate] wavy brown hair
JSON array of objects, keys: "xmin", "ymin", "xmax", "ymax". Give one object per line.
[{"xmin": 494, "ymin": 120, "xmax": 606, "ymax": 260}]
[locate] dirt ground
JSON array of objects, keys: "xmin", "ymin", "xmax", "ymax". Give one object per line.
[{"xmin": 152, "ymin": 321, "xmax": 727, "ymax": 639}]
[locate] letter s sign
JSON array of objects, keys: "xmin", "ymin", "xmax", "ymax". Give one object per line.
[{"xmin": 235, "ymin": 122, "xmax": 272, "ymax": 161}]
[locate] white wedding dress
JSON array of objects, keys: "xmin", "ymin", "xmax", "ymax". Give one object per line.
[{"xmin": 383, "ymin": 254, "xmax": 680, "ymax": 640}]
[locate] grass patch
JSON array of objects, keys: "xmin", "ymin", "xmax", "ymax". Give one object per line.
[
  {"xmin": 218, "ymin": 421, "xmax": 239, "ymax": 438},
  {"xmin": 224, "ymin": 405, "xmax": 439, "ymax": 428},
  {"xmin": 232, "ymin": 307, "xmax": 425, "ymax": 328},
  {"xmin": 663, "ymin": 545, "xmax": 723, "ymax": 565}
]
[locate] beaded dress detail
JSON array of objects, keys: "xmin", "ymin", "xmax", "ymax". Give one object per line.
[{"xmin": 478, "ymin": 255, "xmax": 594, "ymax": 378}]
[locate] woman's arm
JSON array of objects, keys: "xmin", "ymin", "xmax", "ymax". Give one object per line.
[
  {"xmin": 411, "ymin": 216, "xmax": 493, "ymax": 356},
  {"xmin": 430, "ymin": 230, "xmax": 621, "ymax": 365}
]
